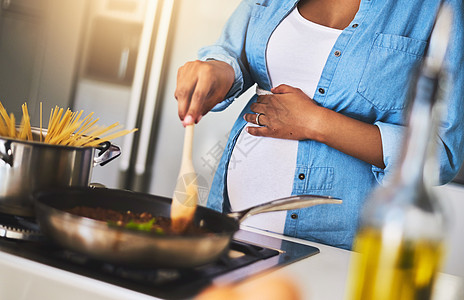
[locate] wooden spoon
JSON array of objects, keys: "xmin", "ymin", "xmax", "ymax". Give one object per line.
[{"xmin": 171, "ymin": 124, "xmax": 199, "ymax": 233}]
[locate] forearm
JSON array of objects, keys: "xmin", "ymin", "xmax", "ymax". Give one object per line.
[{"xmin": 313, "ymin": 107, "xmax": 386, "ymax": 169}]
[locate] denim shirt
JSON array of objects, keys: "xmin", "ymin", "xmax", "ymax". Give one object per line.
[{"xmin": 200, "ymin": 0, "xmax": 464, "ymax": 249}]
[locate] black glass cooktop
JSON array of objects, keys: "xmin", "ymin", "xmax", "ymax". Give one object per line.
[{"xmin": 0, "ymin": 213, "xmax": 319, "ymax": 299}]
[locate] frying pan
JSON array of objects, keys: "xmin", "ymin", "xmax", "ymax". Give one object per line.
[{"xmin": 34, "ymin": 187, "xmax": 342, "ymax": 268}]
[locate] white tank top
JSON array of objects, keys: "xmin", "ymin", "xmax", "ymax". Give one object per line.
[{"xmin": 227, "ymin": 7, "xmax": 342, "ymax": 233}]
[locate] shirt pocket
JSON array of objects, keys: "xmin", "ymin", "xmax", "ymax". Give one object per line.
[
  {"xmin": 357, "ymin": 33, "xmax": 427, "ymax": 111},
  {"xmin": 294, "ymin": 166, "xmax": 334, "ymax": 193}
]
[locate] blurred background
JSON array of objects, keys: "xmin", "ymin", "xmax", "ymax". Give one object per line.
[
  {"xmin": 0, "ymin": 0, "xmax": 463, "ymax": 277},
  {"xmin": 0, "ymin": 0, "xmax": 255, "ymax": 198}
]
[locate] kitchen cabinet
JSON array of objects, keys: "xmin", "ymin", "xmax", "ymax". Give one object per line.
[{"xmin": 83, "ymin": 17, "xmax": 142, "ymax": 85}]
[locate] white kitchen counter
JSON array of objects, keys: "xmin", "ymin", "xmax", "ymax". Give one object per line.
[
  {"xmin": 0, "ymin": 225, "xmax": 462, "ymax": 300},
  {"xmin": 242, "ymin": 226, "xmax": 464, "ymax": 300}
]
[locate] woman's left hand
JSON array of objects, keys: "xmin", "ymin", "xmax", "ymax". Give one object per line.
[
  {"xmin": 244, "ymin": 84, "xmax": 324, "ymax": 140},
  {"xmin": 244, "ymin": 84, "xmax": 385, "ymax": 168}
]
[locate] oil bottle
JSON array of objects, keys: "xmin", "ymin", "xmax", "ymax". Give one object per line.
[{"xmin": 346, "ymin": 5, "xmax": 452, "ymax": 300}]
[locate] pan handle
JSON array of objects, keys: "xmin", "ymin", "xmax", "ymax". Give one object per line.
[
  {"xmin": 93, "ymin": 142, "xmax": 121, "ymax": 167},
  {"xmin": 0, "ymin": 140, "xmax": 13, "ymax": 167},
  {"xmin": 227, "ymin": 195, "xmax": 342, "ymax": 224}
]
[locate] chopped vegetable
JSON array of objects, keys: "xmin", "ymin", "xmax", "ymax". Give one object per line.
[{"xmin": 124, "ymin": 218, "xmax": 155, "ymax": 232}]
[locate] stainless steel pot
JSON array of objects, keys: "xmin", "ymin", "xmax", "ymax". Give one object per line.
[{"xmin": 0, "ymin": 127, "xmax": 120, "ymax": 216}]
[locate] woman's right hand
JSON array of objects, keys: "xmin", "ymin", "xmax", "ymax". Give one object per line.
[{"xmin": 175, "ymin": 60, "xmax": 235, "ymax": 126}]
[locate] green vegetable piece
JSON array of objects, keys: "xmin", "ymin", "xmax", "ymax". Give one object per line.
[{"xmin": 125, "ymin": 218, "xmax": 155, "ymax": 232}]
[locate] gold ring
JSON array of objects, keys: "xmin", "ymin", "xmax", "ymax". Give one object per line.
[{"xmin": 256, "ymin": 113, "xmax": 264, "ymax": 126}]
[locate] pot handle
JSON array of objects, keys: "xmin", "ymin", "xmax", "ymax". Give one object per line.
[
  {"xmin": 93, "ymin": 141, "xmax": 121, "ymax": 167},
  {"xmin": 0, "ymin": 140, "xmax": 13, "ymax": 167},
  {"xmin": 227, "ymin": 195, "xmax": 342, "ymax": 224}
]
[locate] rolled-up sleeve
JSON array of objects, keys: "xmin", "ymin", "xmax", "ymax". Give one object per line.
[
  {"xmin": 373, "ymin": 122, "xmax": 405, "ymax": 184},
  {"xmin": 197, "ymin": 0, "xmax": 256, "ymax": 112},
  {"xmin": 374, "ymin": 0, "xmax": 464, "ymax": 185},
  {"xmin": 198, "ymin": 52, "xmax": 244, "ymax": 112}
]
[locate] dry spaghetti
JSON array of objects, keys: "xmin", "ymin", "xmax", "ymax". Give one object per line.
[{"xmin": 0, "ymin": 102, "xmax": 137, "ymax": 147}]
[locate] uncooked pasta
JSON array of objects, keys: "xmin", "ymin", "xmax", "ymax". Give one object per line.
[{"xmin": 0, "ymin": 102, "xmax": 137, "ymax": 147}]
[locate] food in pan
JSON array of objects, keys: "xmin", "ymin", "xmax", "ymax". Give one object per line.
[
  {"xmin": 67, "ymin": 206, "xmax": 210, "ymax": 235},
  {"xmin": 0, "ymin": 102, "xmax": 137, "ymax": 147}
]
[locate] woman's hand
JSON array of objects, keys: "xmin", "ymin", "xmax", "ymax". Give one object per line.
[
  {"xmin": 175, "ymin": 60, "xmax": 234, "ymax": 126},
  {"xmin": 244, "ymin": 84, "xmax": 385, "ymax": 169},
  {"xmin": 244, "ymin": 84, "xmax": 324, "ymax": 140}
]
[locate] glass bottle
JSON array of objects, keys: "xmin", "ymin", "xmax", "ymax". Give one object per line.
[{"xmin": 346, "ymin": 6, "xmax": 452, "ymax": 300}]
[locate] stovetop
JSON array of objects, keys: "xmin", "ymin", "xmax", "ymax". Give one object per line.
[{"xmin": 0, "ymin": 214, "xmax": 319, "ymax": 299}]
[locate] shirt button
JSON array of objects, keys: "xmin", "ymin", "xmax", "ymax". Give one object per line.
[
  {"xmin": 298, "ymin": 173, "xmax": 305, "ymax": 180},
  {"xmin": 291, "ymin": 213, "xmax": 298, "ymax": 219},
  {"xmin": 352, "ymin": 23, "xmax": 359, "ymax": 28},
  {"xmin": 334, "ymin": 50, "xmax": 341, "ymax": 57},
  {"xmin": 318, "ymin": 88, "xmax": 325, "ymax": 94}
]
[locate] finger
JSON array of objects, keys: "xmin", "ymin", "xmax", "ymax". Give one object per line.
[
  {"xmin": 271, "ymin": 84, "xmax": 298, "ymax": 94},
  {"xmin": 243, "ymin": 113, "xmax": 266, "ymax": 126},
  {"xmin": 175, "ymin": 86, "xmax": 195, "ymax": 122},
  {"xmin": 243, "ymin": 113, "xmax": 256, "ymax": 125},
  {"xmin": 185, "ymin": 77, "xmax": 214, "ymax": 125},
  {"xmin": 250, "ymin": 102, "xmax": 267, "ymax": 113},
  {"xmin": 175, "ymin": 67, "xmax": 197, "ymax": 121},
  {"xmin": 246, "ymin": 125, "xmax": 272, "ymax": 137}
]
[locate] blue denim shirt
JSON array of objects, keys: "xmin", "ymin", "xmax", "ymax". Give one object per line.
[{"xmin": 200, "ymin": 0, "xmax": 464, "ymax": 249}]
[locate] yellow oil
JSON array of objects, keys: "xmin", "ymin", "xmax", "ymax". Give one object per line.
[{"xmin": 346, "ymin": 227, "xmax": 444, "ymax": 300}]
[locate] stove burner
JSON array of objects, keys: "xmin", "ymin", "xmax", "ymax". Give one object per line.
[{"xmin": 0, "ymin": 213, "xmax": 42, "ymax": 241}]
